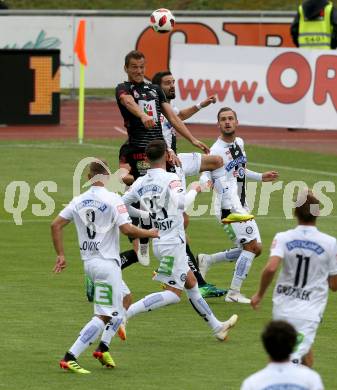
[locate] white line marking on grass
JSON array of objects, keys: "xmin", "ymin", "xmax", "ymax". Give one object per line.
[
  {"xmin": 249, "ymin": 162, "xmax": 337, "ymax": 177},
  {"xmin": 190, "ymin": 216, "xmax": 337, "ymax": 221},
  {"xmin": 1, "ymin": 215, "xmax": 337, "ymax": 224},
  {"xmin": 0, "ymin": 143, "xmax": 118, "ymax": 150},
  {"xmin": 113, "ymin": 126, "xmax": 127, "ymax": 135}
]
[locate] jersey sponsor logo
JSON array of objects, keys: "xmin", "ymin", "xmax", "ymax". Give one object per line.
[
  {"xmin": 225, "ymin": 155, "xmax": 247, "ymax": 172},
  {"xmin": 137, "ymin": 184, "xmax": 163, "ymax": 196},
  {"xmin": 153, "ymin": 219, "xmax": 173, "ymax": 231},
  {"xmin": 136, "ymin": 160, "xmax": 151, "ymax": 174},
  {"xmin": 138, "ymin": 99, "xmax": 158, "ymax": 121},
  {"xmin": 261, "ymin": 384, "xmax": 307, "ymax": 390},
  {"xmin": 117, "ymin": 204, "xmax": 128, "ymax": 214},
  {"xmin": 286, "ymin": 240, "xmax": 324, "ymax": 255},
  {"xmin": 80, "ymin": 240, "xmax": 100, "ymax": 251},
  {"xmin": 77, "ymin": 199, "xmax": 107, "ymax": 212},
  {"xmin": 169, "ymin": 180, "xmax": 182, "ymax": 189},
  {"xmin": 276, "ymin": 284, "xmax": 312, "ymax": 301}
]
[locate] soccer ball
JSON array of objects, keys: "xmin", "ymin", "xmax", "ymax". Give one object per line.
[{"xmin": 150, "ymin": 8, "xmax": 175, "ymax": 33}]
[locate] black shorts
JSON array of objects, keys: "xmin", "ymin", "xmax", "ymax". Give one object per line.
[{"xmin": 119, "ymin": 143, "xmax": 149, "ymax": 180}]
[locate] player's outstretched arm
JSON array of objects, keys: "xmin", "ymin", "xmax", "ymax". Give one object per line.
[
  {"xmin": 262, "ymin": 171, "xmax": 279, "ymax": 182},
  {"xmin": 120, "ymin": 94, "xmax": 155, "ymax": 129},
  {"xmin": 51, "ymin": 216, "xmax": 71, "ymax": 273},
  {"xmin": 120, "ymin": 223, "xmax": 159, "ymax": 239},
  {"xmin": 246, "ymin": 169, "xmax": 279, "ymax": 182},
  {"xmin": 161, "ymin": 102, "xmax": 210, "ymax": 154},
  {"xmin": 178, "ymin": 95, "xmax": 217, "ymax": 121},
  {"xmin": 251, "ymin": 256, "xmax": 281, "ymax": 310}
]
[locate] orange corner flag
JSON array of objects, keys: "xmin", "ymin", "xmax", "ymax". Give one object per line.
[{"xmin": 74, "ymin": 20, "xmax": 87, "ymax": 66}]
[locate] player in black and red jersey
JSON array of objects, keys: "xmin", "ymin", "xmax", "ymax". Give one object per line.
[
  {"xmin": 116, "ymin": 50, "xmax": 210, "ymax": 266},
  {"xmin": 116, "ymin": 50, "xmax": 209, "ymax": 181}
]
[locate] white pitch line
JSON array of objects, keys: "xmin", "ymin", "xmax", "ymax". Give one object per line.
[
  {"xmin": 113, "ymin": 126, "xmax": 127, "ymax": 135},
  {"xmin": 190, "ymin": 215, "xmax": 337, "ymax": 221},
  {"xmin": 0, "ymin": 143, "xmax": 118, "ymax": 150},
  {"xmin": 249, "ymin": 162, "xmax": 337, "ymax": 178},
  {"xmin": 2, "ymin": 215, "xmax": 337, "ymax": 224}
]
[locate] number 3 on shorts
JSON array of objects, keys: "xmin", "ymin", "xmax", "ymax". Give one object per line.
[
  {"xmin": 94, "ymin": 282, "xmax": 112, "ymax": 306},
  {"xmin": 158, "ymin": 256, "xmax": 174, "ymax": 276}
]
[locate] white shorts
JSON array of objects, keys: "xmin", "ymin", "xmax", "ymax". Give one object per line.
[
  {"xmin": 273, "ymin": 314, "xmax": 319, "ymax": 363},
  {"xmin": 178, "ymin": 152, "xmax": 202, "ymax": 177},
  {"xmin": 121, "ymin": 279, "xmax": 131, "ymax": 297},
  {"xmin": 152, "ymin": 242, "xmax": 190, "ymax": 290},
  {"xmin": 223, "ymin": 219, "xmax": 261, "ymax": 247},
  {"xmin": 84, "ymin": 258, "xmax": 124, "ymax": 317}
]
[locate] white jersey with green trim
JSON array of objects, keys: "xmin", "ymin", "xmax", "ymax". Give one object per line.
[
  {"xmin": 122, "ymin": 168, "xmax": 186, "ymax": 245},
  {"xmin": 200, "ymin": 136, "xmax": 249, "ymax": 218},
  {"xmin": 270, "ymin": 225, "xmax": 337, "ymax": 322},
  {"xmin": 59, "ymin": 186, "xmax": 131, "ymax": 262}
]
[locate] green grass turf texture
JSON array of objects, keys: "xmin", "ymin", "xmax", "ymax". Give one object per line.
[{"xmin": 0, "ymin": 138, "xmax": 336, "ymax": 390}]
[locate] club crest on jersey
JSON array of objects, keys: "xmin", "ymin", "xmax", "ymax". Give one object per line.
[
  {"xmin": 138, "ymin": 184, "xmax": 163, "ymax": 196},
  {"xmin": 225, "ymin": 156, "xmax": 247, "ymax": 172},
  {"xmin": 133, "ymin": 90, "xmax": 140, "ymax": 99},
  {"xmin": 237, "ymin": 167, "xmax": 245, "ymax": 179}
]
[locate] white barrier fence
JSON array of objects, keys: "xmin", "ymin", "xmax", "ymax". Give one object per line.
[
  {"xmin": 171, "ymin": 44, "xmax": 337, "ymax": 130},
  {"xmin": 0, "ymin": 10, "xmax": 295, "ymax": 88}
]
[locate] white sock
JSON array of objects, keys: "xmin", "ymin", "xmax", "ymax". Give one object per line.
[
  {"xmin": 209, "ymin": 247, "xmax": 242, "ymax": 264},
  {"xmin": 230, "ymin": 250, "xmax": 256, "ymax": 292},
  {"xmin": 69, "ymin": 316, "xmax": 105, "ymax": 358},
  {"xmin": 100, "ymin": 314, "xmax": 124, "ymax": 347},
  {"xmin": 186, "ymin": 285, "xmax": 222, "ymax": 331},
  {"xmin": 126, "ymin": 290, "xmax": 180, "ymax": 320}
]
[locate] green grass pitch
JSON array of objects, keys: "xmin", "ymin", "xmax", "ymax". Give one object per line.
[{"xmin": 0, "ymin": 138, "xmax": 336, "ymax": 390}]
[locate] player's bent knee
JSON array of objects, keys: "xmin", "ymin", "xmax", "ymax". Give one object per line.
[
  {"xmin": 213, "ymin": 155, "xmax": 224, "ymax": 169},
  {"xmin": 200, "ymin": 155, "xmax": 223, "ymax": 171},
  {"xmin": 97, "ymin": 314, "xmax": 112, "ymax": 324},
  {"xmin": 254, "ymin": 243, "xmax": 262, "ymax": 257},
  {"xmin": 184, "ymin": 270, "xmax": 197, "ymax": 289},
  {"xmin": 164, "ymin": 284, "xmax": 183, "ymax": 298},
  {"xmin": 123, "ymin": 293, "xmax": 132, "ymax": 310},
  {"xmin": 244, "ymin": 240, "xmax": 262, "ymax": 256},
  {"xmin": 302, "ymin": 350, "xmax": 314, "ymax": 368}
]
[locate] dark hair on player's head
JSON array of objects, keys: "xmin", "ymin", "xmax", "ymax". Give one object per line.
[
  {"xmin": 151, "ymin": 71, "xmax": 172, "ymax": 86},
  {"xmin": 89, "ymin": 158, "xmax": 109, "ymax": 177},
  {"xmin": 217, "ymin": 107, "xmax": 237, "ymax": 121},
  {"xmin": 124, "ymin": 50, "xmax": 145, "ymax": 67},
  {"xmin": 294, "ymin": 189, "xmax": 320, "ymax": 223},
  {"xmin": 145, "ymin": 139, "xmax": 167, "ymax": 162},
  {"xmin": 262, "ymin": 320, "xmax": 297, "ymax": 362}
]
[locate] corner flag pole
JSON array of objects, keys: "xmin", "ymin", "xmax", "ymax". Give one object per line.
[{"xmin": 74, "ymin": 20, "xmax": 88, "ymax": 144}]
